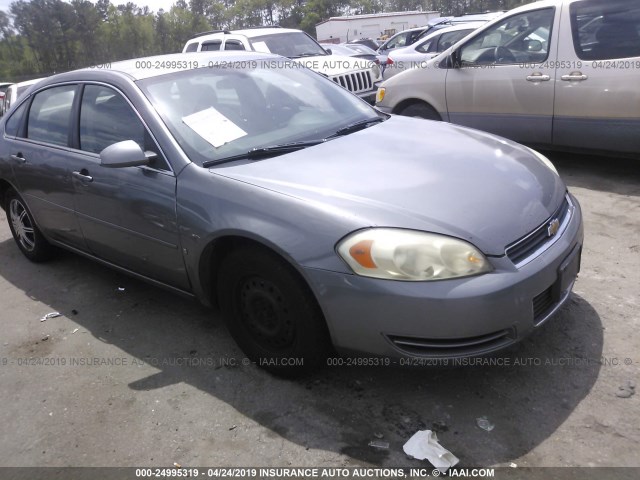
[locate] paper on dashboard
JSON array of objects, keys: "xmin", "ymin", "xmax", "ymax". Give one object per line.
[{"xmin": 182, "ymin": 107, "xmax": 247, "ymax": 148}]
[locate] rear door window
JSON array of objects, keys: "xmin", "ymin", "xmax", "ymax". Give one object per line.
[
  {"xmin": 224, "ymin": 40, "xmax": 246, "ymax": 51},
  {"xmin": 201, "ymin": 40, "xmax": 221, "ymax": 51},
  {"xmin": 570, "ymin": 0, "xmax": 640, "ymax": 60},
  {"xmin": 27, "ymin": 85, "xmax": 76, "ymax": 147}
]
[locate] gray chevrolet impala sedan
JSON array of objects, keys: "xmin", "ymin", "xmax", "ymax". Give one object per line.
[{"xmin": 0, "ymin": 52, "xmax": 583, "ymax": 374}]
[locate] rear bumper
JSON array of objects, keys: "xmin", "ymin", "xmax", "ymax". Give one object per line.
[{"xmin": 304, "ymin": 193, "xmax": 584, "ymax": 360}]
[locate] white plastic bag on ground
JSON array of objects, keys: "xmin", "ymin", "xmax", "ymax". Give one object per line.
[{"xmin": 403, "ymin": 430, "xmax": 459, "ymax": 473}]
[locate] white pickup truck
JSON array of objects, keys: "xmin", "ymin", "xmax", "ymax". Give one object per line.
[{"xmin": 375, "ymin": 0, "xmax": 640, "ymax": 157}]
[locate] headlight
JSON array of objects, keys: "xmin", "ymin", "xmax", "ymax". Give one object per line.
[
  {"xmin": 527, "ymin": 147, "xmax": 558, "ymax": 176},
  {"xmin": 337, "ymin": 228, "xmax": 492, "ymax": 281},
  {"xmin": 376, "ymin": 87, "xmax": 385, "ymax": 103}
]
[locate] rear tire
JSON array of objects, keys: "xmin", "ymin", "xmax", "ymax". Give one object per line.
[
  {"xmin": 5, "ymin": 188, "xmax": 53, "ymax": 262},
  {"xmin": 218, "ymin": 247, "xmax": 331, "ymax": 377},
  {"xmin": 399, "ymin": 103, "xmax": 441, "ymax": 121}
]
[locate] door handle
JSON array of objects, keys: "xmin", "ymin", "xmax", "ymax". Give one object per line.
[
  {"xmin": 526, "ymin": 73, "xmax": 550, "ymax": 82},
  {"xmin": 561, "ymin": 72, "xmax": 588, "ymax": 81},
  {"xmin": 10, "ymin": 152, "xmax": 26, "ymax": 164},
  {"xmin": 72, "ymin": 170, "xmax": 94, "ymax": 183}
]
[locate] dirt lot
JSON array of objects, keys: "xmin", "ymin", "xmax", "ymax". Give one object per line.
[{"xmin": 0, "ymin": 152, "xmax": 638, "ymax": 470}]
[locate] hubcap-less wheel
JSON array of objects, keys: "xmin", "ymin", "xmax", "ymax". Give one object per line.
[
  {"xmin": 9, "ymin": 198, "xmax": 36, "ymax": 252},
  {"xmin": 238, "ymin": 276, "xmax": 294, "ymax": 349},
  {"xmin": 218, "ymin": 247, "xmax": 332, "ymax": 375}
]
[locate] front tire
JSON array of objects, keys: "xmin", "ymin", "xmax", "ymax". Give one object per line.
[
  {"xmin": 5, "ymin": 188, "xmax": 53, "ymax": 262},
  {"xmin": 399, "ymin": 103, "xmax": 441, "ymax": 121},
  {"xmin": 218, "ymin": 247, "xmax": 331, "ymax": 376}
]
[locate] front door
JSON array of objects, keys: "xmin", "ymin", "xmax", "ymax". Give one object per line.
[
  {"xmin": 445, "ymin": 7, "xmax": 558, "ymax": 145},
  {"xmin": 71, "ymin": 84, "xmax": 190, "ymax": 290}
]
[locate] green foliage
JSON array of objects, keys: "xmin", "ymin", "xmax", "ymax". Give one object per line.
[{"xmin": 0, "ymin": 0, "xmax": 538, "ymax": 79}]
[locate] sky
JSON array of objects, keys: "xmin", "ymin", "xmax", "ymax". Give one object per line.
[{"xmin": 0, "ymin": 0, "xmax": 179, "ymax": 15}]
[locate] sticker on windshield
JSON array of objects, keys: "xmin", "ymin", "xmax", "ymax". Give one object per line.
[
  {"xmin": 252, "ymin": 41, "xmax": 271, "ymax": 53},
  {"xmin": 182, "ymin": 107, "xmax": 247, "ymax": 148}
]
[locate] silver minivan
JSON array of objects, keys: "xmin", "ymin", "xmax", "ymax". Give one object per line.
[{"xmin": 376, "ymin": 0, "xmax": 640, "ymax": 157}]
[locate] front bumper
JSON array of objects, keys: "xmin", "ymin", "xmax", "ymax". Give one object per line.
[{"xmin": 304, "ymin": 193, "xmax": 584, "ymax": 360}]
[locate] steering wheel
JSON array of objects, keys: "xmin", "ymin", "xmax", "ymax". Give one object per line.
[{"xmin": 494, "ymin": 46, "xmax": 516, "ymax": 64}]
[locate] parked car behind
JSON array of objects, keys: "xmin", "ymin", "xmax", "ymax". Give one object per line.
[
  {"xmin": 0, "ymin": 51, "xmax": 582, "ymax": 375},
  {"xmin": 383, "ymin": 24, "xmax": 480, "ymax": 80},
  {"xmin": 183, "ymin": 27, "xmax": 381, "ymax": 103},
  {"xmin": 1, "ymin": 78, "xmax": 46, "ymax": 117},
  {"xmin": 376, "ymin": 0, "xmax": 640, "ymax": 157},
  {"xmin": 376, "ymin": 12, "xmax": 504, "ymax": 60},
  {"xmin": 346, "ymin": 38, "xmax": 381, "ymax": 51},
  {"xmin": 0, "ymin": 83, "xmax": 12, "ymax": 116},
  {"xmin": 320, "ymin": 43, "xmax": 382, "ymax": 65}
]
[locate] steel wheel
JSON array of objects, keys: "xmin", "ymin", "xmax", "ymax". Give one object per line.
[
  {"xmin": 218, "ymin": 246, "xmax": 331, "ymax": 376},
  {"xmin": 238, "ymin": 276, "xmax": 295, "ymax": 350}
]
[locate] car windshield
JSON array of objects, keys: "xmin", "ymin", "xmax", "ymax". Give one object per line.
[
  {"xmin": 139, "ymin": 60, "xmax": 379, "ymax": 166},
  {"xmin": 249, "ymin": 32, "xmax": 328, "ymax": 58}
]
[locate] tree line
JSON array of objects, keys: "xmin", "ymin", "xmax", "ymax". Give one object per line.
[{"xmin": 0, "ymin": 0, "xmax": 535, "ymax": 80}]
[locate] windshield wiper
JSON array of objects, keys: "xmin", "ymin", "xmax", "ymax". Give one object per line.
[
  {"xmin": 203, "ymin": 140, "xmax": 326, "ymax": 167},
  {"xmin": 328, "ymin": 117, "xmax": 386, "ymax": 138},
  {"xmin": 291, "ymin": 52, "xmax": 324, "ymax": 58}
]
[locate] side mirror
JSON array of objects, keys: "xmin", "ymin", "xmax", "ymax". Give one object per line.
[
  {"xmin": 100, "ymin": 140, "xmax": 155, "ymax": 168},
  {"xmin": 324, "ymin": 48, "xmax": 332, "ymax": 55},
  {"xmin": 441, "ymin": 50, "xmax": 459, "ymax": 69},
  {"xmin": 525, "ymin": 39, "xmax": 543, "ymax": 52}
]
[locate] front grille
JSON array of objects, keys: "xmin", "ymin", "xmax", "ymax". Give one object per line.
[
  {"xmin": 387, "ymin": 329, "xmax": 516, "ymax": 358},
  {"xmin": 532, "ymin": 285, "xmax": 555, "ymax": 324},
  {"xmin": 331, "ymin": 71, "xmax": 373, "ymax": 94},
  {"xmin": 506, "ymin": 195, "xmax": 572, "ymax": 266}
]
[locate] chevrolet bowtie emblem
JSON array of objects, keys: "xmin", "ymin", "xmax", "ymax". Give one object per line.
[{"xmin": 547, "ymin": 218, "xmax": 560, "ymax": 237}]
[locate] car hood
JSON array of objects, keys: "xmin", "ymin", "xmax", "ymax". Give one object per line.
[
  {"xmin": 296, "ymin": 55, "xmax": 375, "ymax": 75},
  {"xmin": 213, "ymin": 116, "xmax": 566, "ymax": 255}
]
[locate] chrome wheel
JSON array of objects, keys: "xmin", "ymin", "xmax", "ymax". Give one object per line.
[{"xmin": 9, "ymin": 198, "xmax": 36, "ymax": 252}]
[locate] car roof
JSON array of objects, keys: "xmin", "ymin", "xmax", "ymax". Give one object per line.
[{"xmin": 191, "ymin": 27, "xmax": 302, "ymax": 42}]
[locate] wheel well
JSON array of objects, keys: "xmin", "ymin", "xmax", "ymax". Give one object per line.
[
  {"xmin": 199, "ymin": 236, "xmax": 312, "ymax": 310},
  {"xmin": 392, "ymin": 99, "xmax": 441, "ymax": 119}
]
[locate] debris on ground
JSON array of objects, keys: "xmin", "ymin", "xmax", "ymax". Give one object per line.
[
  {"xmin": 117, "ymin": 287, "xmax": 125, "ymax": 292},
  {"xmin": 173, "ymin": 462, "xmax": 181, "ymax": 468},
  {"xmin": 40, "ymin": 312, "xmax": 61, "ymax": 322},
  {"xmin": 72, "ymin": 328, "xmax": 79, "ymax": 334},
  {"xmin": 476, "ymin": 416, "xmax": 495, "ymax": 431},
  {"xmin": 41, "ymin": 335, "xmax": 50, "ymax": 341},
  {"xmin": 368, "ymin": 439, "xmax": 389, "ymax": 449},
  {"xmin": 615, "ymin": 381, "xmax": 636, "ymax": 398},
  {"xmin": 229, "ymin": 425, "xmax": 237, "ymax": 431},
  {"xmin": 71, "ymin": 309, "xmax": 78, "ymax": 315},
  {"xmin": 403, "ymin": 430, "xmax": 459, "ymax": 473},
  {"xmin": 373, "ymin": 432, "xmax": 384, "ymax": 439}
]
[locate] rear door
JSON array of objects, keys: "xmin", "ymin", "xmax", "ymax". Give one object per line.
[
  {"xmin": 552, "ymin": 0, "xmax": 640, "ymax": 154},
  {"xmin": 445, "ymin": 6, "xmax": 558, "ymax": 145},
  {"xmin": 4, "ymin": 84, "xmax": 87, "ymax": 249}
]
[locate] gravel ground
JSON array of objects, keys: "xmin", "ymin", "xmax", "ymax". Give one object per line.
[{"xmin": 0, "ymin": 152, "xmax": 638, "ymax": 470}]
